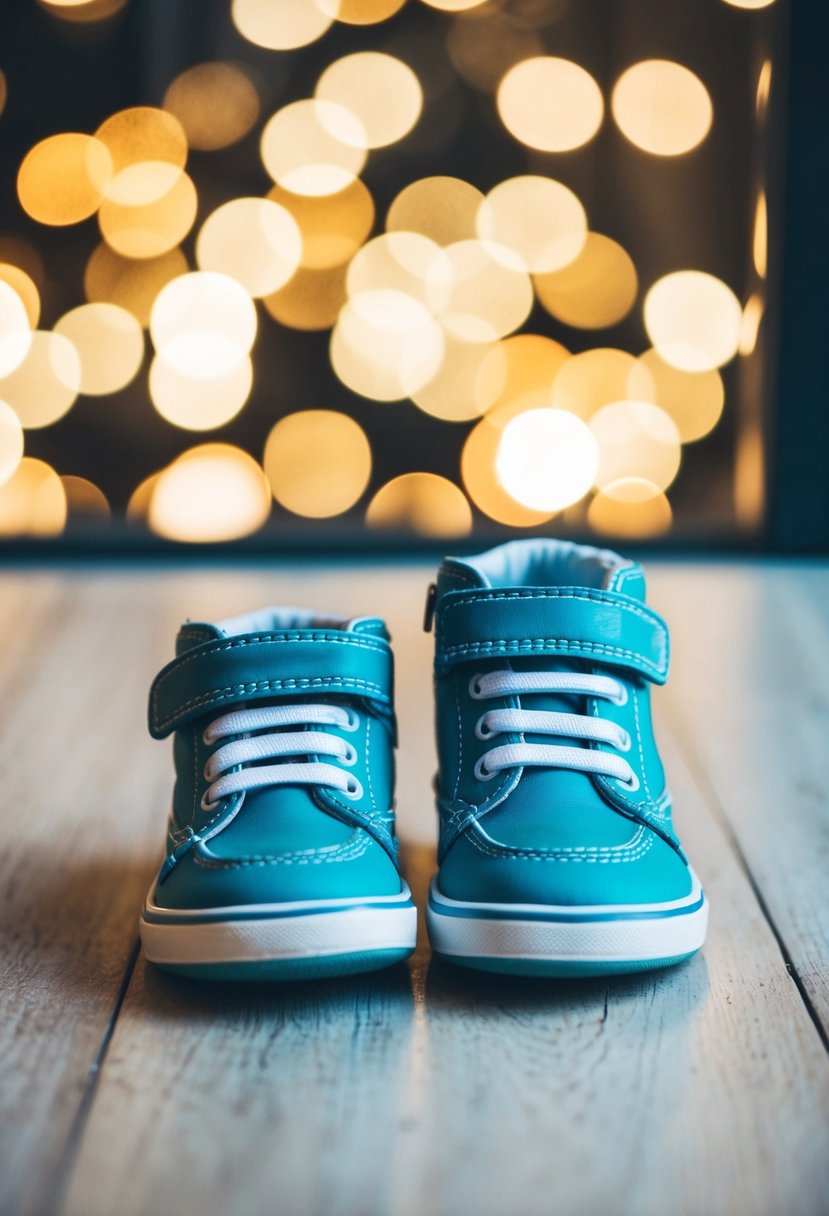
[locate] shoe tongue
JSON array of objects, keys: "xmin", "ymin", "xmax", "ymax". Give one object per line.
[
  {"xmin": 437, "ymin": 538, "xmax": 647, "ymax": 601},
  {"xmin": 174, "ymin": 610, "xmax": 389, "ymax": 655}
]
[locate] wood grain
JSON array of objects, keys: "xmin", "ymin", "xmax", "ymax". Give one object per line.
[
  {"xmin": 651, "ymin": 562, "xmax": 829, "ymax": 1031},
  {"xmin": 1, "ymin": 563, "xmax": 826, "ymax": 1216}
]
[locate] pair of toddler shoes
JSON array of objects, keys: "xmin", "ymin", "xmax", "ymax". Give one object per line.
[{"xmin": 139, "ymin": 538, "xmax": 708, "ymax": 981}]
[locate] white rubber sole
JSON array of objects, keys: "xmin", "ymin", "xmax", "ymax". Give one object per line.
[
  {"xmin": 140, "ymin": 885, "xmax": 417, "ymax": 972},
  {"xmin": 426, "ymin": 877, "xmax": 708, "ymax": 976}
]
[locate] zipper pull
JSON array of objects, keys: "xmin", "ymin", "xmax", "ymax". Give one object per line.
[{"xmin": 423, "ymin": 582, "xmax": 437, "ymax": 633}]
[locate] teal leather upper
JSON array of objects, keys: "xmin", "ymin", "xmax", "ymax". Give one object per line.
[
  {"xmin": 430, "ymin": 539, "xmax": 693, "ymax": 908},
  {"xmin": 148, "ymin": 608, "xmax": 404, "ymax": 910}
]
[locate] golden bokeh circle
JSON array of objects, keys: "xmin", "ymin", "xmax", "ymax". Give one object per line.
[
  {"xmin": 366, "ymin": 473, "xmax": 472, "ymax": 537},
  {"xmin": 611, "ymin": 60, "xmax": 713, "ymax": 156},
  {"xmin": 316, "ymin": 52, "xmax": 423, "ymax": 149},
  {"xmin": 163, "ymin": 62, "xmax": 260, "ymax": 152},
  {"xmin": 386, "ymin": 176, "xmax": 483, "ymax": 247},
  {"xmin": 495, "ymin": 407, "xmax": 599, "ymax": 512},
  {"xmin": 588, "ymin": 478, "xmax": 672, "ymax": 538},
  {"xmin": 268, "ymin": 180, "xmax": 374, "ymax": 270},
  {"xmin": 232, "ymin": 0, "xmax": 334, "ymax": 50},
  {"xmin": 477, "ymin": 175, "xmax": 587, "ymax": 274},
  {"xmin": 0, "ymin": 457, "xmax": 67, "ymax": 536},
  {"xmin": 644, "ymin": 270, "xmax": 742, "ymax": 371},
  {"xmin": 149, "ymin": 354, "xmax": 253, "ymax": 431},
  {"xmin": 0, "ymin": 331, "xmax": 81, "ymax": 428},
  {"xmin": 54, "ymin": 302, "xmax": 144, "ymax": 396},
  {"xmin": 261, "ymin": 100, "xmax": 367, "ymax": 197},
  {"xmin": 149, "ymin": 445, "xmax": 271, "ymax": 542},
  {"xmin": 196, "ymin": 197, "xmax": 303, "ymax": 297},
  {"xmin": 628, "ymin": 348, "xmax": 724, "ymax": 442},
  {"xmin": 98, "ymin": 168, "xmax": 197, "ymax": 259},
  {"xmin": 497, "ymin": 57, "xmax": 603, "ymax": 152},
  {"xmin": 18, "ymin": 134, "xmax": 112, "ymax": 226},
  {"xmin": 264, "ymin": 410, "xmax": 371, "ymax": 518},
  {"xmin": 0, "ymin": 400, "xmax": 24, "ymax": 488},
  {"xmin": 590, "ymin": 400, "xmax": 681, "ymax": 491},
  {"xmin": 84, "ymin": 244, "xmax": 189, "ymax": 327},
  {"xmin": 534, "ymin": 233, "xmax": 637, "ymax": 330}
]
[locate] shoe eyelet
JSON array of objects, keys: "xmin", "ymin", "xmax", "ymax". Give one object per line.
[
  {"xmin": 617, "ymin": 730, "xmax": 632, "ymax": 753},
  {"xmin": 474, "ymin": 755, "xmax": 497, "ymax": 782},
  {"xmin": 341, "ymin": 742, "xmax": 358, "ymax": 767},
  {"xmin": 341, "ymin": 709, "xmax": 361, "ymax": 733},
  {"xmin": 200, "ymin": 790, "xmax": 221, "ymax": 813},
  {"xmin": 202, "ymin": 726, "xmax": 216, "ymax": 746},
  {"xmin": 468, "ymin": 674, "xmax": 486, "ymax": 700},
  {"xmin": 203, "ymin": 762, "xmax": 214, "ymax": 782},
  {"xmin": 618, "ymin": 772, "xmax": 640, "ymax": 793},
  {"xmin": 343, "ymin": 777, "xmax": 364, "ymax": 800},
  {"xmin": 609, "ymin": 684, "xmax": 629, "ymax": 707},
  {"xmin": 475, "ymin": 714, "xmax": 494, "ymax": 741}
]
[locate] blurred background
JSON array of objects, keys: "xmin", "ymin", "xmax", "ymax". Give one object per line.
[{"xmin": 0, "ymin": 0, "xmax": 803, "ymax": 552}]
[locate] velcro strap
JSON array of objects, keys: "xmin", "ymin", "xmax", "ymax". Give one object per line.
[
  {"xmin": 149, "ymin": 631, "xmax": 394, "ymax": 738},
  {"xmin": 434, "ymin": 588, "xmax": 669, "ymax": 683}
]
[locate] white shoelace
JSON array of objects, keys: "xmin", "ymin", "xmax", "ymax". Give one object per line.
[
  {"xmin": 468, "ymin": 670, "xmax": 639, "ymax": 790},
  {"xmin": 200, "ymin": 703, "xmax": 363, "ymax": 812}
]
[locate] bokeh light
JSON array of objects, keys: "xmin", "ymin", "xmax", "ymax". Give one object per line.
[
  {"xmin": 321, "ymin": 0, "xmax": 407, "ymax": 23},
  {"xmin": 462, "ymin": 404, "xmax": 557, "ymax": 527},
  {"xmin": 163, "ymin": 62, "xmax": 260, "ymax": 151},
  {"xmin": 497, "ymin": 57, "xmax": 603, "ymax": 152},
  {"xmin": 263, "ymin": 264, "xmax": 348, "ymax": 330},
  {"xmin": 551, "ymin": 347, "xmax": 642, "ymax": 419},
  {"xmin": 17, "ymin": 134, "xmax": 112, "ymax": 226},
  {"xmin": 534, "ymin": 233, "xmax": 638, "ymax": 330},
  {"xmin": 0, "ymin": 265, "xmax": 40, "ymax": 329},
  {"xmin": 753, "ymin": 190, "xmax": 767, "ymax": 279},
  {"xmin": 196, "ymin": 197, "xmax": 303, "ymax": 297},
  {"xmin": 739, "ymin": 292, "xmax": 765, "ymax": 356},
  {"xmin": 95, "ymin": 107, "xmax": 188, "ymax": 203},
  {"xmin": 98, "ymin": 168, "xmax": 198, "ymax": 258},
  {"xmin": 61, "ymin": 476, "xmax": 111, "ymax": 521},
  {"xmin": 264, "ymin": 409, "xmax": 371, "ymax": 517},
  {"xmin": 628, "ymin": 348, "xmax": 724, "ymax": 442},
  {"xmin": 261, "ymin": 100, "xmax": 367, "ymax": 196},
  {"xmin": 411, "ymin": 334, "xmax": 498, "ymax": 421},
  {"xmin": 232, "ymin": 0, "xmax": 335, "ymax": 50},
  {"xmin": 0, "ymin": 281, "xmax": 33, "ymax": 378},
  {"xmin": 0, "ymin": 331, "xmax": 81, "ymax": 428},
  {"xmin": 331, "ymin": 289, "xmax": 444, "ymax": 400},
  {"xmin": 495, "ymin": 408, "xmax": 599, "ymax": 512},
  {"xmin": 149, "ymin": 353, "xmax": 253, "ymax": 430},
  {"xmin": 644, "ymin": 270, "xmax": 742, "ymax": 371},
  {"xmin": 611, "ymin": 60, "xmax": 713, "ymax": 156},
  {"xmin": 420, "ymin": 0, "xmax": 488, "ymax": 10},
  {"xmin": 589, "ymin": 400, "xmax": 681, "ymax": 490},
  {"xmin": 84, "ymin": 244, "xmax": 189, "ymax": 327},
  {"xmin": 347, "ymin": 232, "xmax": 450, "ymax": 307},
  {"xmin": 478, "ymin": 333, "xmax": 569, "ymax": 413},
  {"xmin": 477, "ymin": 176, "xmax": 587, "ymax": 274},
  {"xmin": 386, "ymin": 176, "xmax": 483, "ymax": 246},
  {"xmin": 268, "ymin": 180, "xmax": 374, "ymax": 269},
  {"xmin": 0, "ymin": 401, "xmax": 24, "ymax": 488},
  {"xmin": 366, "ymin": 472, "xmax": 472, "ymax": 536},
  {"xmin": 721, "ymin": 0, "xmax": 775, "ymax": 8},
  {"xmin": 0, "ymin": 458, "xmax": 66, "ymax": 536},
  {"xmin": 316, "ymin": 53, "xmax": 422, "ymax": 149},
  {"xmin": 0, "ymin": 71, "xmax": 6, "ymax": 119},
  {"xmin": 149, "ymin": 445, "xmax": 271, "ymax": 542},
  {"xmin": 588, "ymin": 478, "xmax": 672, "ymax": 538},
  {"xmin": 438, "ymin": 239, "xmax": 533, "ymax": 342},
  {"xmin": 37, "ymin": 0, "xmax": 128, "ymax": 21},
  {"xmin": 54, "ymin": 303, "xmax": 144, "ymax": 396},
  {"xmin": 447, "ymin": 9, "xmax": 542, "ymax": 93},
  {"xmin": 150, "ymin": 271, "xmax": 257, "ymax": 377}
]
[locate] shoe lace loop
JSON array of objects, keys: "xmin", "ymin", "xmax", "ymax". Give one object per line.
[
  {"xmin": 469, "ymin": 670, "xmax": 638, "ymax": 790},
  {"xmin": 200, "ymin": 703, "xmax": 362, "ymax": 812}
]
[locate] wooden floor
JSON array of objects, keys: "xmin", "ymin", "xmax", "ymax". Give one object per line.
[{"xmin": 2, "ymin": 559, "xmax": 829, "ymax": 1216}]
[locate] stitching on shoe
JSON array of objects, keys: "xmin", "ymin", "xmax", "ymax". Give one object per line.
[
  {"xmin": 452, "ymin": 671, "xmax": 463, "ymax": 799},
  {"xmin": 193, "ymin": 830, "xmax": 370, "ymax": 869},
  {"xmin": 465, "ymin": 824, "xmax": 655, "ymax": 864},
  {"xmin": 364, "ymin": 717, "xmax": 377, "ymax": 812},
  {"xmin": 438, "ymin": 590, "xmax": 667, "ymax": 677},
  {"xmin": 155, "ymin": 676, "xmax": 387, "ymax": 732}
]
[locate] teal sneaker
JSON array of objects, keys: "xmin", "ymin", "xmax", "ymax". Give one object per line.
[
  {"xmin": 424, "ymin": 539, "xmax": 708, "ymax": 977},
  {"xmin": 139, "ymin": 607, "xmax": 417, "ymax": 980}
]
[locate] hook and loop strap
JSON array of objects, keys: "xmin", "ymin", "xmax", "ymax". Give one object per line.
[
  {"xmin": 149, "ymin": 631, "xmax": 394, "ymax": 739},
  {"xmin": 434, "ymin": 588, "xmax": 669, "ymax": 684}
]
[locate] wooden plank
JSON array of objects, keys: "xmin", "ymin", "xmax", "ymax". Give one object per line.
[
  {"xmin": 0, "ymin": 572, "xmax": 166, "ymax": 1216},
  {"xmin": 650, "ymin": 562, "xmax": 829, "ymax": 1030},
  {"xmin": 0, "ymin": 563, "xmax": 436, "ymax": 1216},
  {"xmin": 60, "ymin": 565, "xmax": 829, "ymax": 1216}
]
